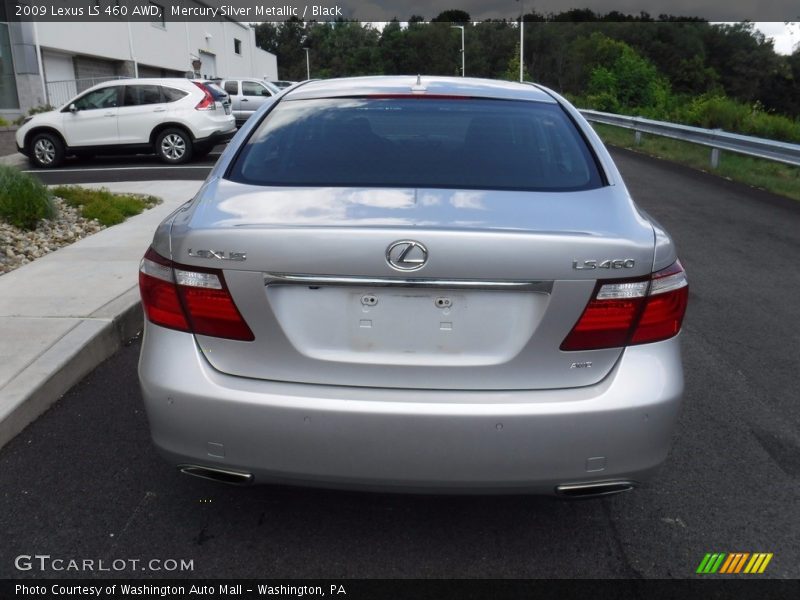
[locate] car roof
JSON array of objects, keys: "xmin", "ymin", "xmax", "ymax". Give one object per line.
[
  {"xmin": 283, "ymin": 76, "xmax": 557, "ymax": 103},
  {"xmin": 92, "ymin": 78, "xmax": 195, "ymax": 88}
]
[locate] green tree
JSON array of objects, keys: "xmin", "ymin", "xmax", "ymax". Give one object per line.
[
  {"xmin": 583, "ymin": 34, "xmax": 670, "ymax": 113},
  {"xmin": 249, "ymin": 14, "xmax": 799, "ymax": 119},
  {"xmin": 432, "ymin": 10, "xmax": 471, "ymax": 23},
  {"xmin": 504, "ymin": 42, "xmax": 531, "ymax": 81},
  {"xmin": 758, "ymin": 48, "xmax": 800, "ymax": 117},
  {"xmin": 467, "ymin": 20, "xmax": 516, "ymax": 79},
  {"xmin": 306, "ymin": 20, "xmax": 380, "ymax": 78},
  {"xmin": 378, "ymin": 19, "xmax": 406, "ymax": 74},
  {"xmin": 703, "ymin": 23, "xmax": 782, "ymax": 102},
  {"xmin": 254, "ymin": 17, "xmax": 308, "ymax": 80}
]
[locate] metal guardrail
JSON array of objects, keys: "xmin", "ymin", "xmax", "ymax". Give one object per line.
[{"xmin": 580, "ymin": 109, "xmax": 800, "ymax": 169}]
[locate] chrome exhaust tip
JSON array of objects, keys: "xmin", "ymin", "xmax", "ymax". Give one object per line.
[
  {"xmin": 178, "ymin": 464, "xmax": 254, "ymax": 486},
  {"xmin": 555, "ymin": 480, "xmax": 637, "ymax": 498}
]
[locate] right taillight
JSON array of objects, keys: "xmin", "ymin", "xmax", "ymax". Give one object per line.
[
  {"xmin": 139, "ymin": 247, "xmax": 254, "ymax": 341},
  {"xmin": 561, "ymin": 260, "xmax": 688, "ymax": 351},
  {"xmin": 192, "ymin": 81, "xmax": 216, "ymax": 111}
]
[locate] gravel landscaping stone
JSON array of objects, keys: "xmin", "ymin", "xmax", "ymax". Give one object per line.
[{"xmin": 0, "ymin": 195, "xmax": 156, "ymax": 275}]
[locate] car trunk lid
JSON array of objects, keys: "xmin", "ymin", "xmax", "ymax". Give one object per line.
[{"xmin": 167, "ymin": 179, "xmax": 655, "ymax": 390}]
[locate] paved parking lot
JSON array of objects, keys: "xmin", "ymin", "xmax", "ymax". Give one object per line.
[{"xmin": 1, "ymin": 149, "xmax": 798, "ymax": 579}]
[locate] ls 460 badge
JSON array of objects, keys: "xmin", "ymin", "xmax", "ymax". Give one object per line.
[
  {"xmin": 187, "ymin": 249, "xmax": 247, "ymax": 261},
  {"xmin": 573, "ymin": 259, "xmax": 635, "ymax": 270}
]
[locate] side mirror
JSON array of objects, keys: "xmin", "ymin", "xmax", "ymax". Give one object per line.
[{"xmin": 69, "ymin": 103, "xmax": 78, "ymax": 113}]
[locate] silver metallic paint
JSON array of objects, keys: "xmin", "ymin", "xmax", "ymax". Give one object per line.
[
  {"xmin": 139, "ymin": 76, "xmax": 685, "ymax": 493},
  {"xmin": 139, "ymin": 323, "xmax": 683, "ymax": 493}
]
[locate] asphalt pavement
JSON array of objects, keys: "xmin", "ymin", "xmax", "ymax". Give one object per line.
[
  {"xmin": 18, "ymin": 151, "xmax": 219, "ymax": 185},
  {"xmin": 0, "ymin": 148, "xmax": 798, "ymax": 579}
]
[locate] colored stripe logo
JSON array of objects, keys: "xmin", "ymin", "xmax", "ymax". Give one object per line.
[{"xmin": 696, "ymin": 553, "xmax": 773, "ymax": 574}]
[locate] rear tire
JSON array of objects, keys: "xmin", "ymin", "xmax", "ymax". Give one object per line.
[
  {"xmin": 28, "ymin": 132, "xmax": 65, "ymax": 168},
  {"xmin": 155, "ymin": 128, "xmax": 193, "ymax": 164}
]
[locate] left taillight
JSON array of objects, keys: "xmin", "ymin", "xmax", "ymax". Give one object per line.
[{"xmin": 139, "ymin": 247, "xmax": 254, "ymax": 341}]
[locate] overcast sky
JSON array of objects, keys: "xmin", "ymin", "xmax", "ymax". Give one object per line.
[
  {"xmin": 750, "ymin": 22, "xmax": 799, "ymax": 55},
  {"xmin": 358, "ymin": 0, "xmax": 798, "ymax": 22}
]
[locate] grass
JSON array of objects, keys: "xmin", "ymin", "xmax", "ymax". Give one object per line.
[
  {"xmin": 0, "ymin": 165, "xmax": 55, "ymax": 229},
  {"xmin": 591, "ymin": 123, "xmax": 800, "ymax": 202},
  {"xmin": 51, "ymin": 186, "xmax": 160, "ymax": 226}
]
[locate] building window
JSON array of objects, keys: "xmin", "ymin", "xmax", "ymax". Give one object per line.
[
  {"xmin": 150, "ymin": 2, "xmax": 166, "ymax": 29},
  {"xmin": 234, "ymin": 39, "xmax": 242, "ymax": 55}
]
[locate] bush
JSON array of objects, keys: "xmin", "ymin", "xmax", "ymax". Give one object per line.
[
  {"xmin": 582, "ymin": 34, "xmax": 671, "ymax": 117},
  {"xmin": 28, "ymin": 104, "xmax": 54, "ymax": 115},
  {"xmin": 0, "ymin": 165, "xmax": 55, "ymax": 229},
  {"xmin": 51, "ymin": 185, "xmax": 159, "ymax": 226},
  {"xmin": 673, "ymin": 94, "xmax": 800, "ymax": 143},
  {"xmin": 745, "ymin": 110, "xmax": 800, "ymax": 143},
  {"xmin": 0, "ymin": 116, "xmax": 8, "ymax": 127},
  {"xmin": 13, "ymin": 104, "xmax": 55, "ymax": 125},
  {"xmin": 586, "ymin": 91, "xmax": 620, "ymax": 113}
]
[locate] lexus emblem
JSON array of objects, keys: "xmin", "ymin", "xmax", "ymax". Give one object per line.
[{"xmin": 386, "ymin": 240, "xmax": 428, "ymax": 271}]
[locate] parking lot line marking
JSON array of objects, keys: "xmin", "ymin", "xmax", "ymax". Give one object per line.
[{"xmin": 22, "ymin": 166, "xmax": 213, "ymax": 173}]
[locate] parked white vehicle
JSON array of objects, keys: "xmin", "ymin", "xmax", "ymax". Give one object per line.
[{"xmin": 16, "ymin": 78, "xmax": 236, "ymax": 168}]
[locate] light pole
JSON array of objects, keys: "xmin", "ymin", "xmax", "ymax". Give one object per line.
[
  {"xmin": 516, "ymin": 0, "xmax": 524, "ymax": 82},
  {"xmin": 304, "ymin": 47, "xmax": 310, "ymax": 80},
  {"xmin": 450, "ymin": 25, "xmax": 465, "ymax": 77},
  {"xmin": 519, "ymin": 18, "xmax": 524, "ymax": 82}
]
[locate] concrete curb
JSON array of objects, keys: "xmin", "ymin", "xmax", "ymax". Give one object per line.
[
  {"xmin": 0, "ymin": 180, "xmax": 201, "ymax": 451},
  {"xmin": 0, "ymin": 126, "xmax": 20, "ymax": 160},
  {"xmin": 0, "ymin": 153, "xmax": 26, "ymax": 168},
  {"xmin": 0, "ymin": 292, "xmax": 142, "ymax": 450}
]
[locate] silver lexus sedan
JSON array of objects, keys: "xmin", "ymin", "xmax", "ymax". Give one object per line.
[{"xmin": 138, "ymin": 76, "xmax": 688, "ymax": 496}]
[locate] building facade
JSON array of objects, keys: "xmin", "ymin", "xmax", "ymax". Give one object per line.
[{"xmin": 0, "ymin": 1, "xmax": 277, "ymax": 118}]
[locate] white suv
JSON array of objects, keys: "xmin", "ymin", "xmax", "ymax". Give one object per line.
[{"xmin": 16, "ymin": 78, "xmax": 236, "ymax": 168}]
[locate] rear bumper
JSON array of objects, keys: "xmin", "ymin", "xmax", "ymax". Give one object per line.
[
  {"xmin": 138, "ymin": 324, "xmax": 684, "ymax": 494},
  {"xmin": 232, "ymin": 109, "xmax": 253, "ymax": 125},
  {"xmin": 195, "ymin": 126, "xmax": 236, "ymax": 147}
]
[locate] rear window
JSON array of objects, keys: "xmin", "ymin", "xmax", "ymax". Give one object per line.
[
  {"xmin": 202, "ymin": 83, "xmax": 227, "ymax": 101},
  {"xmin": 227, "ymin": 97, "xmax": 604, "ymax": 191}
]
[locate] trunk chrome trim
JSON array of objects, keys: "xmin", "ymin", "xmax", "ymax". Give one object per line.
[{"xmin": 264, "ymin": 273, "xmax": 553, "ymax": 292}]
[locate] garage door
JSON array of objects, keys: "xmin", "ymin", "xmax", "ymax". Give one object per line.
[{"xmin": 43, "ymin": 52, "xmax": 77, "ymax": 107}]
